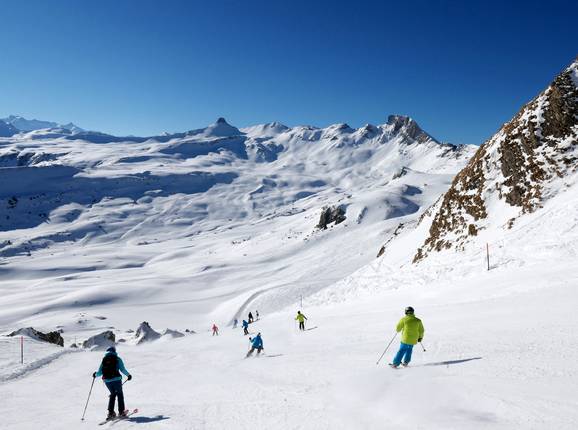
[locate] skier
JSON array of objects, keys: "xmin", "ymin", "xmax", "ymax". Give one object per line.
[
  {"xmin": 92, "ymin": 346, "xmax": 132, "ymax": 421},
  {"xmin": 246, "ymin": 332, "xmax": 264, "ymax": 357},
  {"xmin": 389, "ymin": 306, "xmax": 425, "ymax": 368},
  {"xmin": 212, "ymin": 324, "xmax": 219, "ymax": 336},
  {"xmin": 248, "ymin": 311, "xmax": 254, "ymax": 323},
  {"xmin": 233, "ymin": 318, "xmax": 238, "ymax": 329},
  {"xmin": 242, "ymin": 319, "xmax": 249, "ymax": 335},
  {"xmin": 295, "ymin": 311, "xmax": 307, "ymax": 331},
  {"xmin": 256, "ymin": 310, "xmax": 260, "ymax": 320}
]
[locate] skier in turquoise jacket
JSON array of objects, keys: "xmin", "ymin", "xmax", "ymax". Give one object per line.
[
  {"xmin": 93, "ymin": 347, "xmax": 132, "ymax": 420},
  {"xmin": 390, "ymin": 307, "xmax": 425, "ymax": 368}
]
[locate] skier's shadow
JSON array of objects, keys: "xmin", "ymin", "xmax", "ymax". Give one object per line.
[
  {"xmin": 127, "ymin": 415, "xmax": 170, "ymax": 424},
  {"xmin": 423, "ymin": 357, "xmax": 482, "ymax": 366}
]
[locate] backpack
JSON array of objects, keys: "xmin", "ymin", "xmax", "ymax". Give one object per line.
[{"xmin": 101, "ymin": 354, "xmax": 121, "ymax": 379}]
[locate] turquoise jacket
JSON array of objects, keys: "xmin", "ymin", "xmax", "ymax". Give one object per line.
[{"xmin": 95, "ymin": 352, "xmax": 131, "ymax": 383}]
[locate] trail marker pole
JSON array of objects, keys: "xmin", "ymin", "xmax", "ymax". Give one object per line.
[
  {"xmin": 300, "ymin": 295, "xmax": 303, "ymax": 309},
  {"xmin": 20, "ymin": 336, "xmax": 23, "ymax": 364},
  {"xmin": 486, "ymin": 243, "xmax": 490, "ymax": 271}
]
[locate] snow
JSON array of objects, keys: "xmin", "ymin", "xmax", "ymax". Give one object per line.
[{"xmin": 0, "ymin": 110, "xmax": 577, "ymax": 428}]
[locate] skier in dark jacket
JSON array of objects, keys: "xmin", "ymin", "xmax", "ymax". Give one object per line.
[
  {"xmin": 248, "ymin": 312, "xmax": 254, "ymax": 323},
  {"xmin": 93, "ymin": 346, "xmax": 132, "ymax": 420},
  {"xmin": 242, "ymin": 319, "xmax": 249, "ymax": 335},
  {"xmin": 246, "ymin": 333, "xmax": 264, "ymax": 357}
]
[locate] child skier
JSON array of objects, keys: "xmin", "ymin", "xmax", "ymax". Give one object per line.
[
  {"xmin": 389, "ymin": 306, "xmax": 425, "ymax": 368},
  {"xmin": 93, "ymin": 346, "xmax": 132, "ymax": 420},
  {"xmin": 246, "ymin": 333, "xmax": 264, "ymax": 357},
  {"xmin": 295, "ymin": 311, "xmax": 307, "ymax": 331},
  {"xmin": 242, "ymin": 319, "xmax": 249, "ymax": 335},
  {"xmin": 256, "ymin": 310, "xmax": 260, "ymax": 320},
  {"xmin": 212, "ymin": 324, "xmax": 219, "ymax": 336}
]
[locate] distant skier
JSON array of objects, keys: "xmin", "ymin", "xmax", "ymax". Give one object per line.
[
  {"xmin": 256, "ymin": 310, "xmax": 260, "ymax": 320},
  {"xmin": 246, "ymin": 333, "xmax": 264, "ymax": 357},
  {"xmin": 233, "ymin": 319, "xmax": 238, "ymax": 329},
  {"xmin": 242, "ymin": 319, "xmax": 249, "ymax": 335},
  {"xmin": 295, "ymin": 311, "xmax": 307, "ymax": 331},
  {"xmin": 92, "ymin": 346, "xmax": 132, "ymax": 421},
  {"xmin": 389, "ymin": 307, "xmax": 424, "ymax": 368},
  {"xmin": 248, "ymin": 312, "xmax": 254, "ymax": 323},
  {"xmin": 212, "ymin": 324, "xmax": 219, "ymax": 336}
]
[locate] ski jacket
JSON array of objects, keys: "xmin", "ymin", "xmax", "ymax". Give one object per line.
[
  {"xmin": 295, "ymin": 313, "xmax": 307, "ymax": 323},
  {"xmin": 95, "ymin": 351, "xmax": 131, "ymax": 383},
  {"xmin": 251, "ymin": 335, "xmax": 263, "ymax": 348},
  {"xmin": 242, "ymin": 320, "xmax": 249, "ymax": 328},
  {"xmin": 395, "ymin": 315, "xmax": 425, "ymax": 345}
]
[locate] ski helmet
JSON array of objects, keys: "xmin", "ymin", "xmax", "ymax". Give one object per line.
[
  {"xmin": 405, "ymin": 306, "xmax": 415, "ymax": 315},
  {"xmin": 106, "ymin": 346, "xmax": 116, "ymax": 353}
]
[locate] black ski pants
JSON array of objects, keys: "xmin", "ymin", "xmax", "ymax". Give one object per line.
[
  {"xmin": 105, "ymin": 380, "xmax": 125, "ymax": 414},
  {"xmin": 299, "ymin": 321, "xmax": 305, "ymax": 331},
  {"xmin": 246, "ymin": 346, "xmax": 263, "ymax": 357}
]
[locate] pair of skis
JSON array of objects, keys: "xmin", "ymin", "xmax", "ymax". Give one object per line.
[{"xmin": 98, "ymin": 409, "xmax": 138, "ymax": 426}]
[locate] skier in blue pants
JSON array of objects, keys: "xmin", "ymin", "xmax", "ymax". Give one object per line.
[
  {"xmin": 93, "ymin": 346, "xmax": 132, "ymax": 420},
  {"xmin": 390, "ymin": 307, "xmax": 425, "ymax": 368}
]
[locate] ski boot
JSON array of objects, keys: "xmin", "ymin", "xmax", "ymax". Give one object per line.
[{"xmin": 106, "ymin": 411, "xmax": 117, "ymax": 421}]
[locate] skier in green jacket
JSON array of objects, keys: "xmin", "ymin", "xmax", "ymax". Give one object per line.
[
  {"xmin": 390, "ymin": 307, "xmax": 424, "ymax": 368},
  {"xmin": 295, "ymin": 311, "xmax": 308, "ymax": 331}
]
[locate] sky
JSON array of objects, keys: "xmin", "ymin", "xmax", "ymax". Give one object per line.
[{"xmin": 0, "ymin": 0, "xmax": 576, "ymax": 145}]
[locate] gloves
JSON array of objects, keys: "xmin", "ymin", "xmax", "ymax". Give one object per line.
[
  {"xmin": 418, "ymin": 338, "xmax": 423, "ymax": 342},
  {"xmin": 127, "ymin": 374, "xmax": 132, "ymax": 381},
  {"xmin": 92, "ymin": 372, "xmax": 97, "ymax": 378}
]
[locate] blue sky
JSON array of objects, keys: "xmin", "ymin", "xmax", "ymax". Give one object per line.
[{"xmin": 0, "ymin": 0, "xmax": 576, "ymax": 144}]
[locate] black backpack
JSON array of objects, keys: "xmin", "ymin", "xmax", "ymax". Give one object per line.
[{"xmin": 101, "ymin": 354, "xmax": 121, "ymax": 379}]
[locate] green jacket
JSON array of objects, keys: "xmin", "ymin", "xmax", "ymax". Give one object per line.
[
  {"xmin": 295, "ymin": 313, "xmax": 307, "ymax": 323},
  {"xmin": 396, "ymin": 315, "xmax": 424, "ymax": 345}
]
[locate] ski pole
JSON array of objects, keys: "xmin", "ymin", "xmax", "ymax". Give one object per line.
[
  {"xmin": 81, "ymin": 376, "xmax": 96, "ymax": 421},
  {"xmin": 375, "ymin": 332, "xmax": 398, "ymax": 365},
  {"xmin": 419, "ymin": 341, "xmax": 426, "ymax": 352}
]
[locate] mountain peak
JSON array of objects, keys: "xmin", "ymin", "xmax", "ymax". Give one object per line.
[
  {"xmin": 216, "ymin": 117, "xmax": 228, "ymax": 124},
  {"xmin": 386, "ymin": 114, "xmax": 439, "ymax": 144}
]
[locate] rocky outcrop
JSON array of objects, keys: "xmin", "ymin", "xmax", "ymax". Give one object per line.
[
  {"xmin": 134, "ymin": 321, "xmax": 161, "ymax": 344},
  {"xmin": 414, "ymin": 57, "xmax": 578, "ymax": 261},
  {"xmin": 82, "ymin": 331, "xmax": 116, "ymax": 350},
  {"xmin": 317, "ymin": 206, "xmax": 346, "ymax": 230},
  {"xmin": 9, "ymin": 327, "xmax": 64, "ymax": 347}
]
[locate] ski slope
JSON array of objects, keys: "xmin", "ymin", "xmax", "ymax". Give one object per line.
[{"xmin": 1, "ymin": 251, "xmax": 577, "ymax": 429}]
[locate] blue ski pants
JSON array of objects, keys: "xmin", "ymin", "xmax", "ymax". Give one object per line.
[{"xmin": 392, "ymin": 342, "xmax": 414, "ymax": 366}]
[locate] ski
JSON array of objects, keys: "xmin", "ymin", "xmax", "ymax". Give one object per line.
[
  {"xmin": 306, "ymin": 326, "xmax": 318, "ymax": 331},
  {"xmin": 98, "ymin": 409, "xmax": 138, "ymax": 425}
]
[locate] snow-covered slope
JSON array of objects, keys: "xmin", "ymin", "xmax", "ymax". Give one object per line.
[
  {"xmin": 0, "ymin": 114, "xmax": 475, "ymax": 331},
  {"xmin": 412, "ymin": 57, "xmax": 578, "ymax": 261}
]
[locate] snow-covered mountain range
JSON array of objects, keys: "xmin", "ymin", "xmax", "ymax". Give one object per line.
[{"xmin": 0, "ymin": 112, "xmax": 475, "ymax": 328}]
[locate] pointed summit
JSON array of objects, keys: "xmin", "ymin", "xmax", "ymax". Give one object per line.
[
  {"xmin": 200, "ymin": 117, "xmax": 242, "ymax": 137},
  {"xmin": 386, "ymin": 115, "xmax": 439, "ymax": 144}
]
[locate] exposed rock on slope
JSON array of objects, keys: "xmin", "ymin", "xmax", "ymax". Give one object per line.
[
  {"xmin": 414, "ymin": 57, "xmax": 578, "ymax": 261},
  {"xmin": 317, "ymin": 206, "xmax": 346, "ymax": 230},
  {"xmin": 9, "ymin": 327, "xmax": 64, "ymax": 347}
]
